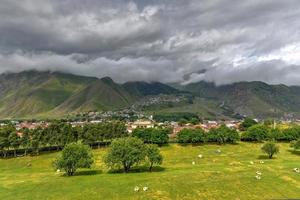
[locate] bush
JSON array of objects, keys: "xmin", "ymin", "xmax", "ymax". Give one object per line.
[
  {"xmin": 261, "ymin": 141, "xmax": 279, "ymax": 159},
  {"xmin": 241, "ymin": 124, "xmax": 269, "ymax": 142},
  {"xmin": 177, "ymin": 128, "xmax": 206, "ymax": 143},
  {"xmin": 104, "ymin": 137, "xmax": 146, "ymax": 173},
  {"xmin": 53, "ymin": 142, "xmax": 93, "ymax": 176}
]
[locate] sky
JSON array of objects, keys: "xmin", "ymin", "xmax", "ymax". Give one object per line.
[{"xmin": 1, "ymin": 0, "xmax": 300, "ymax": 85}]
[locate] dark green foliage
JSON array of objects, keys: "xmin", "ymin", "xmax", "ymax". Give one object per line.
[
  {"xmin": 177, "ymin": 128, "xmax": 206, "ymax": 143},
  {"xmin": 239, "ymin": 118, "xmax": 258, "ymax": 131},
  {"xmin": 104, "ymin": 137, "xmax": 146, "ymax": 172},
  {"xmin": 153, "ymin": 112, "xmax": 199, "ymax": 122},
  {"xmin": 241, "ymin": 124, "xmax": 269, "ymax": 142},
  {"xmin": 261, "ymin": 141, "xmax": 279, "ymax": 159},
  {"xmin": 53, "ymin": 142, "xmax": 93, "ymax": 176},
  {"xmin": 207, "ymin": 125, "xmax": 240, "ymax": 144},
  {"xmin": 132, "ymin": 128, "xmax": 169, "ymax": 145},
  {"xmin": 0, "ymin": 121, "xmax": 128, "ymax": 158},
  {"xmin": 281, "ymin": 126, "xmax": 300, "ymax": 141},
  {"xmin": 146, "ymin": 144, "xmax": 163, "ymax": 172}
]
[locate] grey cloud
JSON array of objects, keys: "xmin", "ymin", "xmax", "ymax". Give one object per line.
[{"xmin": 1, "ymin": 0, "xmax": 300, "ymax": 85}]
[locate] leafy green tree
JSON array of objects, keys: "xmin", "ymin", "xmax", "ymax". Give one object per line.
[
  {"xmin": 269, "ymin": 128, "xmax": 284, "ymax": 141},
  {"xmin": 132, "ymin": 128, "xmax": 169, "ymax": 145},
  {"xmin": 239, "ymin": 118, "xmax": 258, "ymax": 131},
  {"xmin": 177, "ymin": 128, "xmax": 206, "ymax": 143},
  {"xmin": 20, "ymin": 128, "xmax": 31, "ymax": 156},
  {"xmin": 282, "ymin": 126, "xmax": 300, "ymax": 141},
  {"xmin": 30, "ymin": 128, "xmax": 43, "ymax": 155},
  {"xmin": 0, "ymin": 126, "xmax": 11, "ymax": 158},
  {"xmin": 178, "ymin": 119, "xmax": 188, "ymax": 126},
  {"xmin": 8, "ymin": 132, "xmax": 20, "ymax": 157},
  {"xmin": 190, "ymin": 118, "xmax": 199, "ymax": 125},
  {"xmin": 261, "ymin": 141, "xmax": 279, "ymax": 159},
  {"xmin": 208, "ymin": 125, "xmax": 239, "ymax": 144},
  {"xmin": 241, "ymin": 124, "xmax": 269, "ymax": 142},
  {"xmin": 146, "ymin": 144, "xmax": 163, "ymax": 172},
  {"xmin": 53, "ymin": 142, "xmax": 93, "ymax": 176},
  {"xmin": 104, "ymin": 137, "xmax": 146, "ymax": 173}
]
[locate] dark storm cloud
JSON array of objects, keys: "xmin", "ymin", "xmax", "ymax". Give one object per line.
[{"xmin": 1, "ymin": 0, "xmax": 300, "ymax": 84}]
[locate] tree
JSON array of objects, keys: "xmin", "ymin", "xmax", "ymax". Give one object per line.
[
  {"xmin": 177, "ymin": 128, "xmax": 206, "ymax": 143},
  {"xmin": 261, "ymin": 141, "xmax": 279, "ymax": 159},
  {"xmin": 53, "ymin": 142, "xmax": 93, "ymax": 176},
  {"xmin": 20, "ymin": 128, "xmax": 30, "ymax": 156},
  {"xmin": 208, "ymin": 125, "xmax": 239, "ymax": 144},
  {"xmin": 132, "ymin": 128, "xmax": 169, "ymax": 145},
  {"xmin": 8, "ymin": 132, "xmax": 20, "ymax": 157},
  {"xmin": 239, "ymin": 118, "xmax": 258, "ymax": 131},
  {"xmin": 104, "ymin": 137, "xmax": 146, "ymax": 173},
  {"xmin": 146, "ymin": 144, "xmax": 163, "ymax": 172},
  {"xmin": 241, "ymin": 124, "xmax": 269, "ymax": 142}
]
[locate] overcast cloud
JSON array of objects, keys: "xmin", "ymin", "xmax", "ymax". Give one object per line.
[{"xmin": 1, "ymin": 0, "xmax": 300, "ymax": 85}]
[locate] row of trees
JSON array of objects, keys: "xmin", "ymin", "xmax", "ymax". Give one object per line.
[
  {"xmin": 54, "ymin": 137, "xmax": 163, "ymax": 176},
  {"xmin": 132, "ymin": 128, "xmax": 170, "ymax": 145},
  {"xmin": 0, "ymin": 121, "xmax": 128, "ymax": 158},
  {"xmin": 177, "ymin": 125, "xmax": 240, "ymax": 144},
  {"xmin": 241, "ymin": 124, "xmax": 300, "ymax": 142}
]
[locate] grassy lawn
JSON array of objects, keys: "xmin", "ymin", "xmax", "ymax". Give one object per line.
[{"xmin": 0, "ymin": 142, "xmax": 299, "ymax": 200}]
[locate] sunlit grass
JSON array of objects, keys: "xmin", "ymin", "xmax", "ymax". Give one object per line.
[{"xmin": 0, "ymin": 142, "xmax": 299, "ymax": 199}]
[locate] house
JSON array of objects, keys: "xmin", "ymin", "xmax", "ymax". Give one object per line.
[{"xmin": 128, "ymin": 120, "xmax": 154, "ymax": 133}]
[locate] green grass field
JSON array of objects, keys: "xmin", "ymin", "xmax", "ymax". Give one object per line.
[{"xmin": 0, "ymin": 143, "xmax": 299, "ymax": 200}]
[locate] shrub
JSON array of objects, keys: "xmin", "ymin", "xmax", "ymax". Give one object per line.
[
  {"xmin": 290, "ymin": 139, "xmax": 300, "ymax": 151},
  {"xmin": 261, "ymin": 141, "xmax": 279, "ymax": 159}
]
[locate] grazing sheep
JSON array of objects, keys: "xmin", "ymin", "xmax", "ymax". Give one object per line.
[
  {"xmin": 293, "ymin": 168, "xmax": 300, "ymax": 173},
  {"xmin": 249, "ymin": 161, "xmax": 254, "ymax": 165},
  {"xmin": 134, "ymin": 186, "xmax": 139, "ymax": 192},
  {"xmin": 198, "ymin": 154, "xmax": 203, "ymax": 159},
  {"xmin": 256, "ymin": 171, "xmax": 262, "ymax": 175},
  {"xmin": 143, "ymin": 187, "xmax": 148, "ymax": 191},
  {"xmin": 255, "ymin": 175, "xmax": 261, "ymax": 180},
  {"xmin": 259, "ymin": 161, "xmax": 264, "ymax": 164},
  {"xmin": 216, "ymin": 149, "xmax": 221, "ymax": 154},
  {"xmin": 192, "ymin": 161, "xmax": 195, "ymax": 165}
]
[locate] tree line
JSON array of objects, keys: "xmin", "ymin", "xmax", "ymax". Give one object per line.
[{"xmin": 0, "ymin": 121, "xmax": 128, "ymax": 158}]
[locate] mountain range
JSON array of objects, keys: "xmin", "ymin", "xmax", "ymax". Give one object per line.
[{"xmin": 0, "ymin": 70, "xmax": 300, "ymax": 119}]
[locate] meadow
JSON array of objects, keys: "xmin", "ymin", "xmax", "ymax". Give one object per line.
[{"xmin": 0, "ymin": 142, "xmax": 299, "ymax": 200}]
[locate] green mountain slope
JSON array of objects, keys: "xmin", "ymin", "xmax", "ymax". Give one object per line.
[
  {"xmin": 54, "ymin": 77, "xmax": 135, "ymax": 113},
  {"xmin": 180, "ymin": 81, "xmax": 300, "ymax": 118},
  {"xmin": 123, "ymin": 81, "xmax": 180, "ymax": 97}
]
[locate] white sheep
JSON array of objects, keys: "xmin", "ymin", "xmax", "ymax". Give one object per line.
[
  {"xmin": 143, "ymin": 187, "xmax": 148, "ymax": 191},
  {"xmin": 198, "ymin": 154, "xmax": 203, "ymax": 159},
  {"xmin": 134, "ymin": 186, "xmax": 139, "ymax": 192},
  {"xmin": 293, "ymin": 168, "xmax": 300, "ymax": 173}
]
